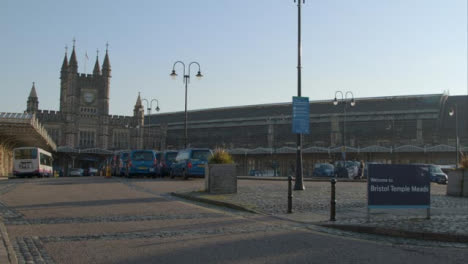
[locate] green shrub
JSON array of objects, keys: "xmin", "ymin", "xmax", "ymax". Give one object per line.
[{"xmin": 209, "ymin": 148, "xmax": 234, "ymax": 164}]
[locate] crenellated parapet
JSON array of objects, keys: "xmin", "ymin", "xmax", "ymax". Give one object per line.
[
  {"xmin": 35, "ymin": 110, "xmax": 65, "ymax": 122},
  {"xmin": 109, "ymin": 115, "xmax": 135, "ymax": 126}
]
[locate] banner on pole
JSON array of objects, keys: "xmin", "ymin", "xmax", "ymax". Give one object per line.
[{"xmin": 292, "ymin": 96, "xmax": 310, "ymax": 134}]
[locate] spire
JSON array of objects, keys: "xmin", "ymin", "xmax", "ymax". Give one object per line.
[
  {"xmin": 69, "ymin": 38, "xmax": 78, "ymax": 72},
  {"xmin": 135, "ymin": 92, "xmax": 142, "ymax": 108},
  {"xmin": 27, "ymin": 82, "xmax": 39, "ymax": 113},
  {"xmin": 29, "ymin": 82, "xmax": 38, "ymax": 98},
  {"xmin": 61, "ymin": 46, "xmax": 68, "ymax": 71},
  {"xmin": 93, "ymin": 49, "xmax": 101, "ymax": 75},
  {"xmin": 133, "ymin": 92, "xmax": 144, "ymax": 125},
  {"xmin": 102, "ymin": 42, "xmax": 111, "ymax": 76}
]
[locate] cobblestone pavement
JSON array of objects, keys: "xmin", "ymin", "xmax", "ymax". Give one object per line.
[
  {"xmin": 0, "ymin": 177, "xmax": 467, "ymax": 264},
  {"xmin": 189, "ymin": 179, "xmax": 468, "ymax": 241}
]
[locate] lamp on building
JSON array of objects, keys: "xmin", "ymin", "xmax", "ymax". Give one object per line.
[
  {"xmin": 332, "ymin": 91, "xmax": 356, "ymax": 163},
  {"xmin": 141, "ymin": 98, "xmax": 160, "ymax": 149},
  {"xmin": 170, "ymin": 61, "xmax": 203, "ymax": 149},
  {"xmin": 141, "ymin": 98, "xmax": 160, "ymax": 115},
  {"xmin": 449, "ymin": 104, "xmax": 459, "ymax": 168}
]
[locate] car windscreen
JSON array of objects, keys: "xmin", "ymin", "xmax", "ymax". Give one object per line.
[
  {"xmin": 320, "ymin": 164, "xmax": 333, "ymax": 170},
  {"xmin": 191, "ymin": 150, "xmax": 212, "ymax": 161},
  {"xmin": 429, "ymin": 166, "xmax": 444, "ymax": 174},
  {"xmin": 132, "ymin": 151, "xmax": 154, "ymax": 161}
]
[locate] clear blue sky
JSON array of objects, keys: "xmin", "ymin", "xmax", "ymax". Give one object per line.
[{"xmin": 1, "ymin": 0, "xmax": 466, "ymax": 116}]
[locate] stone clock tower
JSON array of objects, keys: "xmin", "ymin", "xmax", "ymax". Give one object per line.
[
  {"xmin": 57, "ymin": 41, "xmax": 113, "ymax": 149},
  {"xmin": 25, "ymin": 40, "xmax": 150, "ymax": 155}
]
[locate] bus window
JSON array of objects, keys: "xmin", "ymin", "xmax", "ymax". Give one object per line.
[
  {"xmin": 14, "ymin": 148, "xmax": 38, "ymax": 160},
  {"xmin": 40, "ymin": 153, "xmax": 52, "ymax": 166}
]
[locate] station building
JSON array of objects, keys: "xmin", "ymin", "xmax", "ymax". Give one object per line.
[
  {"xmin": 1, "ymin": 44, "xmax": 467, "ymax": 177},
  {"xmin": 144, "ymin": 94, "xmax": 467, "ymax": 176}
]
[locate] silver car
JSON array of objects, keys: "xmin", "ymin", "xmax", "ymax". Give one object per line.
[{"xmin": 69, "ymin": 168, "xmax": 84, "ymax": 177}]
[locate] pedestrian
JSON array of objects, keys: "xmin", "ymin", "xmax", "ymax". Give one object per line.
[{"xmin": 359, "ymin": 160, "xmax": 365, "ymax": 179}]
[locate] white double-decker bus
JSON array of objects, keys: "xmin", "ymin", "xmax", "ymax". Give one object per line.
[{"xmin": 13, "ymin": 147, "xmax": 53, "ymax": 177}]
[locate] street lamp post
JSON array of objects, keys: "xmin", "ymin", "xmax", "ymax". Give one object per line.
[
  {"xmin": 449, "ymin": 104, "xmax": 459, "ymax": 168},
  {"xmin": 141, "ymin": 98, "xmax": 160, "ymax": 115},
  {"xmin": 333, "ymin": 91, "xmax": 356, "ymax": 162},
  {"xmin": 293, "ymin": 0, "xmax": 305, "ymax": 191},
  {"xmin": 170, "ymin": 61, "xmax": 203, "ymax": 149},
  {"xmin": 141, "ymin": 98, "xmax": 160, "ymax": 149}
]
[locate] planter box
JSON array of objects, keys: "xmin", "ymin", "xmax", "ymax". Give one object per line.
[
  {"xmin": 447, "ymin": 170, "xmax": 468, "ymax": 197},
  {"xmin": 205, "ymin": 164, "xmax": 237, "ymax": 194}
]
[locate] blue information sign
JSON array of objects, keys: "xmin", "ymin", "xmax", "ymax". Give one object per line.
[
  {"xmin": 292, "ymin": 96, "xmax": 310, "ymax": 134},
  {"xmin": 368, "ymin": 164, "xmax": 430, "ymax": 208}
]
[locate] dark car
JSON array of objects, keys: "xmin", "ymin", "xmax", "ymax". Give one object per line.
[
  {"xmin": 334, "ymin": 161, "xmax": 359, "ymax": 179},
  {"xmin": 312, "ymin": 163, "xmax": 335, "ymax": 177},
  {"xmin": 171, "ymin": 149, "xmax": 213, "ymax": 179}
]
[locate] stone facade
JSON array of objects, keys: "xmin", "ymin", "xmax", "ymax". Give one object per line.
[
  {"xmin": 25, "ymin": 44, "xmax": 151, "ymax": 153},
  {"xmin": 145, "ymin": 94, "xmax": 468, "ymax": 170}
]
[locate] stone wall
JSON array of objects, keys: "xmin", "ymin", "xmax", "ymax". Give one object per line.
[{"xmin": 0, "ymin": 143, "xmax": 13, "ymax": 177}]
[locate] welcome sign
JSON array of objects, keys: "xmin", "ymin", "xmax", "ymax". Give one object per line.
[{"xmin": 368, "ymin": 164, "xmax": 430, "ymax": 208}]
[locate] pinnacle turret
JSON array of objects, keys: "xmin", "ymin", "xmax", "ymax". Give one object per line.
[
  {"xmin": 135, "ymin": 92, "xmax": 142, "ymax": 109},
  {"xmin": 93, "ymin": 52, "xmax": 101, "ymax": 75},
  {"xmin": 69, "ymin": 43, "xmax": 78, "ymax": 73},
  {"xmin": 102, "ymin": 42, "xmax": 111, "ymax": 77},
  {"xmin": 26, "ymin": 82, "xmax": 39, "ymax": 113},
  {"xmin": 61, "ymin": 50, "xmax": 68, "ymax": 71},
  {"xmin": 28, "ymin": 82, "xmax": 38, "ymax": 98}
]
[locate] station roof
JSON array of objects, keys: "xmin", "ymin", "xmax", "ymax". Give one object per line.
[
  {"xmin": 0, "ymin": 112, "xmax": 56, "ymax": 152},
  {"xmin": 146, "ymin": 94, "xmax": 447, "ymax": 125}
]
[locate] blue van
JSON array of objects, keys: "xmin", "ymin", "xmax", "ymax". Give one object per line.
[
  {"xmin": 171, "ymin": 148, "xmax": 213, "ymax": 179},
  {"xmin": 158, "ymin": 150, "xmax": 178, "ymax": 176},
  {"xmin": 127, "ymin": 150, "xmax": 157, "ymax": 177}
]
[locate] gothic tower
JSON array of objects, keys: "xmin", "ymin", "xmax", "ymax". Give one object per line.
[
  {"xmin": 101, "ymin": 45, "xmax": 111, "ymax": 116},
  {"xmin": 133, "ymin": 93, "xmax": 144, "ymax": 149},
  {"xmin": 133, "ymin": 93, "xmax": 144, "ymax": 127},
  {"xmin": 59, "ymin": 48, "xmax": 68, "ymax": 112},
  {"xmin": 26, "ymin": 82, "xmax": 39, "ymax": 113}
]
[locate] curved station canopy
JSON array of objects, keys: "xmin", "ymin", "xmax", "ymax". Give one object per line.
[{"xmin": 0, "ymin": 112, "xmax": 56, "ymax": 152}]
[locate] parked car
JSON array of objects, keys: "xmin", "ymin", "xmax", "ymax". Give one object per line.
[
  {"xmin": 423, "ymin": 164, "xmax": 448, "ymax": 184},
  {"xmin": 88, "ymin": 167, "xmax": 98, "ymax": 176},
  {"xmin": 69, "ymin": 168, "xmax": 84, "ymax": 177},
  {"xmin": 313, "ymin": 163, "xmax": 335, "ymax": 177},
  {"xmin": 334, "ymin": 161, "xmax": 359, "ymax": 179},
  {"xmin": 126, "ymin": 150, "xmax": 158, "ymax": 177},
  {"xmin": 158, "ymin": 150, "xmax": 178, "ymax": 176},
  {"xmin": 171, "ymin": 148, "xmax": 213, "ymax": 179}
]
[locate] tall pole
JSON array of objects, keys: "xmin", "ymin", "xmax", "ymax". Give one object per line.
[
  {"xmin": 343, "ymin": 101, "xmax": 346, "ymax": 161},
  {"xmin": 294, "ymin": 0, "xmax": 305, "ymax": 191},
  {"xmin": 170, "ymin": 61, "xmax": 203, "ymax": 150},
  {"xmin": 334, "ymin": 91, "xmax": 354, "ymax": 164},
  {"xmin": 184, "ymin": 75, "xmax": 189, "ymax": 149},
  {"xmin": 456, "ymin": 104, "xmax": 459, "ymax": 168}
]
